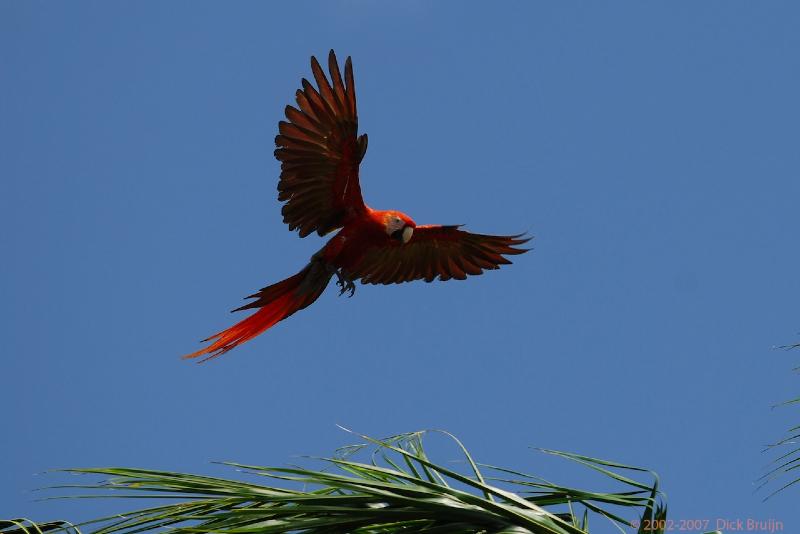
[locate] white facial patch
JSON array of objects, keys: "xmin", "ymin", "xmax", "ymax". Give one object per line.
[{"xmin": 385, "ymin": 216, "xmax": 405, "ymax": 235}]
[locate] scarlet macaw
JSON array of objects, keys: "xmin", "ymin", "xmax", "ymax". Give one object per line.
[{"xmin": 186, "ymin": 51, "xmax": 529, "ymax": 361}]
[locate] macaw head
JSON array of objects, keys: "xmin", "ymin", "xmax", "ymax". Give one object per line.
[{"xmin": 384, "ymin": 211, "xmax": 416, "ymax": 244}]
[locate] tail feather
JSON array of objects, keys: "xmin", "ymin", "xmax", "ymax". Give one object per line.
[{"xmin": 184, "ymin": 263, "xmax": 331, "ymax": 362}]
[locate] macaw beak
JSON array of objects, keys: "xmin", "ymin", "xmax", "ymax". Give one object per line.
[{"xmin": 401, "ymin": 226, "xmax": 413, "ymax": 244}]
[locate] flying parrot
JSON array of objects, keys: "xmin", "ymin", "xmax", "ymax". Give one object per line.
[{"xmin": 185, "ymin": 51, "xmax": 530, "ymax": 361}]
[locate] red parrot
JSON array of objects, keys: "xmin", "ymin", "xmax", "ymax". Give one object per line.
[{"xmin": 185, "ymin": 51, "xmax": 529, "ymax": 361}]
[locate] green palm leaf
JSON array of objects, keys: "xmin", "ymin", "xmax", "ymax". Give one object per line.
[
  {"xmin": 0, "ymin": 519, "xmax": 81, "ymax": 534},
  {"xmin": 4, "ymin": 428, "xmax": 721, "ymax": 534},
  {"xmin": 760, "ymin": 341, "xmax": 800, "ymax": 498}
]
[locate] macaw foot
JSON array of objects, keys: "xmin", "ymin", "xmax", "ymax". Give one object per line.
[{"xmin": 335, "ymin": 269, "xmax": 356, "ymax": 298}]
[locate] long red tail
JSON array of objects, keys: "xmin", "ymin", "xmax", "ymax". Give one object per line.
[{"xmin": 184, "ymin": 262, "xmax": 332, "ymax": 362}]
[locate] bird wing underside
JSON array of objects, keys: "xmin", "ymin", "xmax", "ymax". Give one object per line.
[
  {"xmin": 275, "ymin": 50, "xmax": 367, "ymax": 237},
  {"xmin": 347, "ymin": 225, "xmax": 530, "ymax": 284}
]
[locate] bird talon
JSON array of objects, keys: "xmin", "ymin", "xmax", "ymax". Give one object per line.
[{"xmin": 335, "ymin": 269, "xmax": 356, "ymax": 297}]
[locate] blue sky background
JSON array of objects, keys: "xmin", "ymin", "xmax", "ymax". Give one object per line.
[{"xmin": 2, "ymin": 2, "xmax": 799, "ymax": 532}]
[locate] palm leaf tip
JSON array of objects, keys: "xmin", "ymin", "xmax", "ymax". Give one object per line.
[{"xmin": 761, "ymin": 340, "xmax": 800, "ymax": 499}]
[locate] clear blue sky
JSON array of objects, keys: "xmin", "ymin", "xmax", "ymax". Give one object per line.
[{"xmin": 2, "ymin": 2, "xmax": 799, "ymax": 532}]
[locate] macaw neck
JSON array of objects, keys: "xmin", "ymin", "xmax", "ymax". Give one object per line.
[{"xmin": 362, "ymin": 207, "xmax": 415, "ymax": 227}]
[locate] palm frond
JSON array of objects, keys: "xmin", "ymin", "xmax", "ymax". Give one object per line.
[
  {"xmin": 760, "ymin": 340, "xmax": 800, "ymax": 498},
  {"xmin": 0, "ymin": 519, "xmax": 81, "ymax": 534},
  {"xmin": 11, "ymin": 429, "xmax": 683, "ymax": 534}
]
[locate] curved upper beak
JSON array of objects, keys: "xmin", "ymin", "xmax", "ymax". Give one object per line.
[{"xmin": 401, "ymin": 226, "xmax": 414, "ymax": 244}]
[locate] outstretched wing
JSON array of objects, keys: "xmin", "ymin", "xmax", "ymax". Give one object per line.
[
  {"xmin": 275, "ymin": 50, "xmax": 368, "ymax": 237},
  {"xmin": 347, "ymin": 225, "xmax": 530, "ymax": 284}
]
